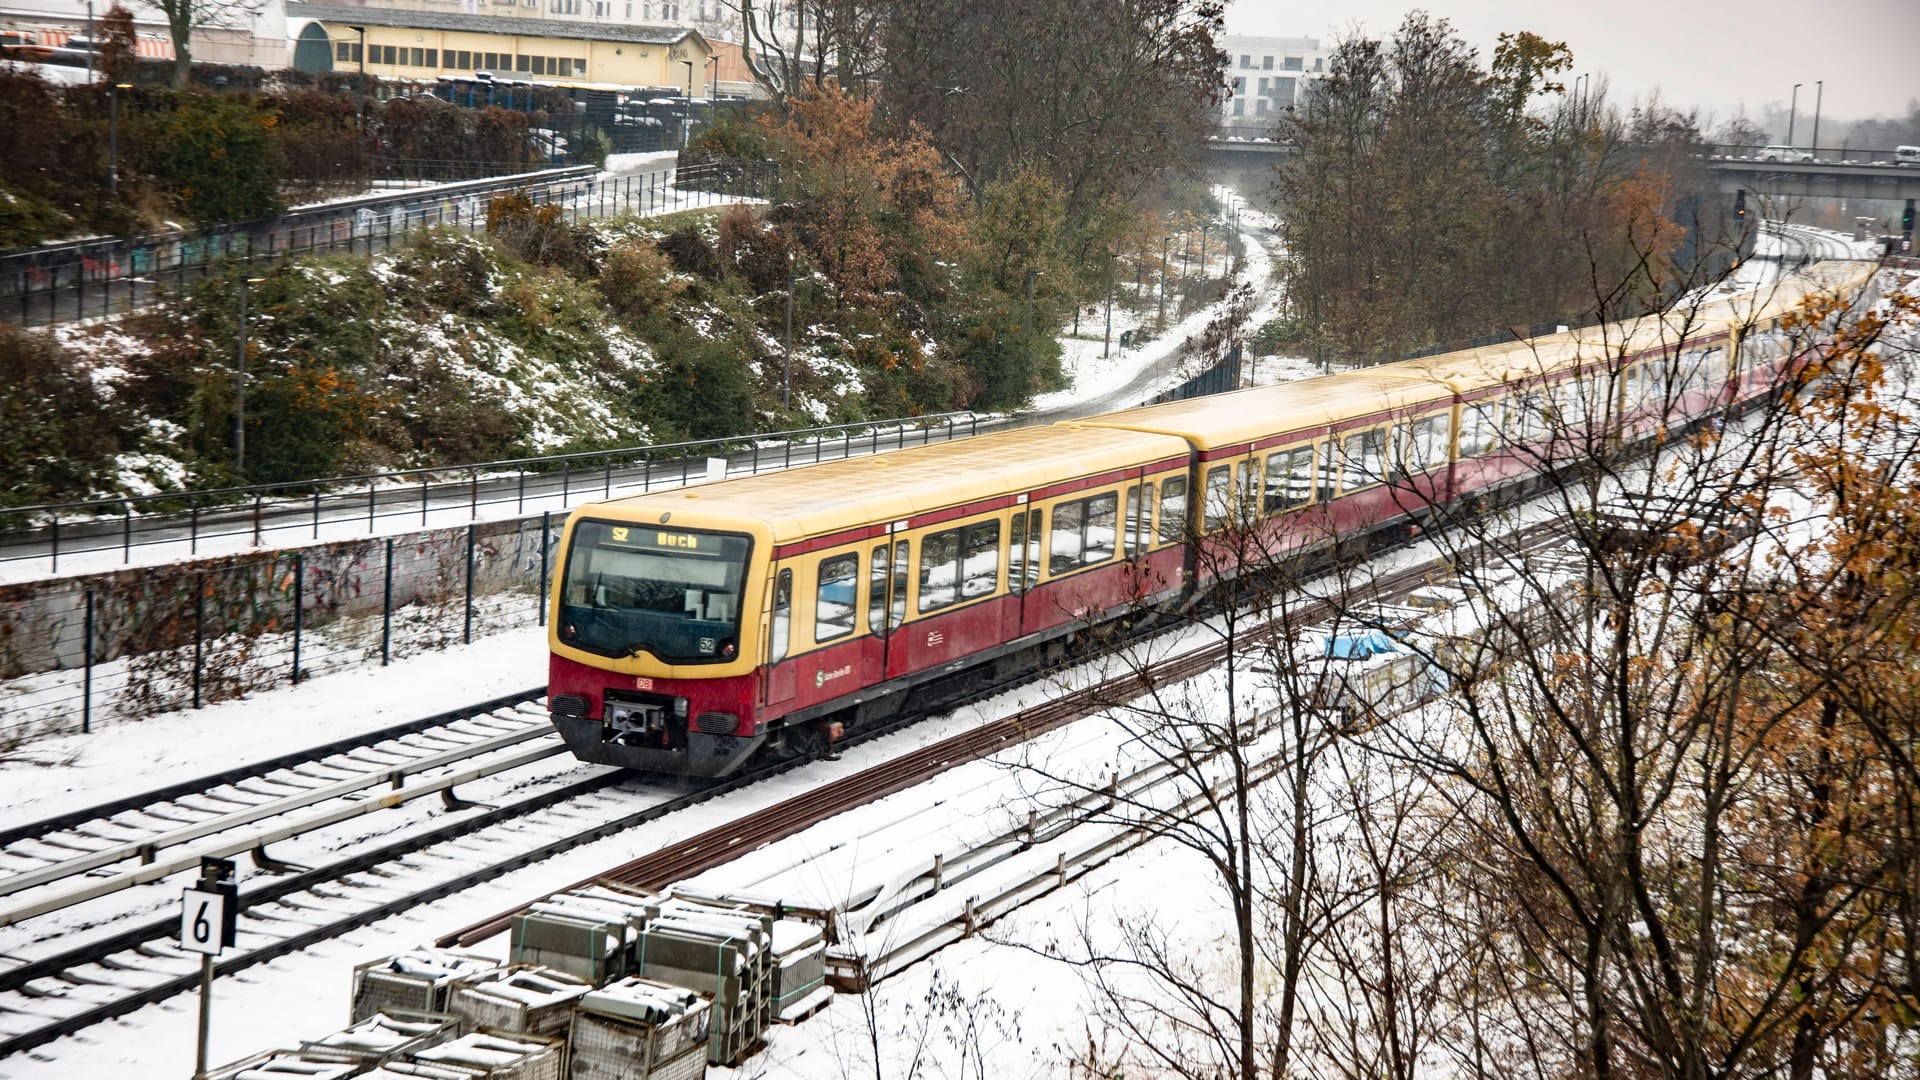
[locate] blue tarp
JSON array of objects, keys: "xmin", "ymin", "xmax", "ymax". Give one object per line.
[{"xmin": 1322, "ymin": 629, "xmax": 1401, "ymax": 660}]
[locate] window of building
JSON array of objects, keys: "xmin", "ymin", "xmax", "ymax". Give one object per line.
[
  {"xmin": 1284, "ymin": 55, "xmax": 1303, "ymax": 71},
  {"xmin": 515, "ymin": 53, "xmax": 531, "ymax": 72},
  {"xmin": 409, "ymin": 47, "xmax": 425, "ymax": 66},
  {"xmin": 425, "ymin": 49, "xmax": 437, "ymax": 67},
  {"xmin": 455, "ymin": 50, "xmax": 471, "ymax": 69},
  {"xmin": 1256, "ymin": 99, "xmax": 1269, "ymax": 115},
  {"xmin": 1233, "ymin": 99, "xmax": 1244, "ymax": 116},
  {"xmin": 1262, "ymin": 55, "xmax": 1273, "ymax": 69},
  {"xmin": 335, "ymin": 42, "xmax": 349, "ymax": 62},
  {"xmin": 815, "ymin": 553, "xmax": 858, "ymax": 642},
  {"xmin": 1239, "ymin": 54, "xmax": 1250, "ymax": 68},
  {"xmin": 1314, "ymin": 57, "xmax": 1324, "ymax": 72},
  {"xmin": 382, "ymin": 45, "xmax": 399, "ymax": 65}
]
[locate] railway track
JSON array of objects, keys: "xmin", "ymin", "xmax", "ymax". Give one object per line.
[{"xmin": 0, "ymin": 518, "xmax": 1578, "ymax": 1062}]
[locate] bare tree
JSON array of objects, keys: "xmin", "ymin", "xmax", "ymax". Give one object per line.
[{"xmin": 144, "ymin": 0, "xmax": 266, "ymax": 86}]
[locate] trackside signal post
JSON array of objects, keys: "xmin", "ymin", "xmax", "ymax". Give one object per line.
[{"xmin": 183, "ymin": 856, "xmax": 238, "ymax": 1079}]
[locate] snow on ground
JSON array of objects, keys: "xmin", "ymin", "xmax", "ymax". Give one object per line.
[{"xmin": 5, "ymin": 197, "xmax": 1896, "ymax": 1078}]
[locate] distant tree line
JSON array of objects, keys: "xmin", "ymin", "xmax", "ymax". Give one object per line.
[{"xmin": 1274, "ymin": 14, "xmax": 1738, "ymax": 366}]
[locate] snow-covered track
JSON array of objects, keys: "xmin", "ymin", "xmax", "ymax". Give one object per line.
[{"xmin": 0, "ymin": 688, "xmax": 553, "ymax": 923}]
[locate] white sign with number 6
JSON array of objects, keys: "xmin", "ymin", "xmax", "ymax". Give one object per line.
[{"xmin": 180, "ymin": 887, "xmax": 229, "ymax": 956}]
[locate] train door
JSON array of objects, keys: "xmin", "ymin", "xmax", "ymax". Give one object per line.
[
  {"xmin": 878, "ymin": 536, "xmax": 911, "ymax": 681},
  {"xmin": 762, "ymin": 567, "xmax": 796, "ymax": 708},
  {"xmin": 860, "ymin": 538, "xmax": 902, "ymax": 684},
  {"xmin": 1008, "ymin": 503, "xmax": 1042, "ymax": 637}
]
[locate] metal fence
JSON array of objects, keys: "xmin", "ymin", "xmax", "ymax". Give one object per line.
[
  {"xmin": 1705, "ymin": 143, "xmax": 1911, "ymax": 166},
  {"xmin": 0, "ymin": 515, "xmax": 557, "ymax": 741},
  {"xmin": 1, "ymin": 412, "xmax": 985, "ymax": 572},
  {"xmin": 0, "ymin": 161, "xmax": 771, "ymax": 327}
]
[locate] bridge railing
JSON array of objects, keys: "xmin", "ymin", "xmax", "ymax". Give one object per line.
[
  {"xmin": 0, "ymin": 411, "xmax": 984, "ymax": 573},
  {"xmin": 1706, "ymin": 143, "xmax": 1910, "ymax": 166}
]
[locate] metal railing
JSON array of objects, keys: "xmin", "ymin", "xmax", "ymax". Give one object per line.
[
  {"xmin": 0, "ymin": 161, "xmax": 772, "ymax": 327},
  {"xmin": 1, "ymin": 411, "xmax": 984, "ymax": 572},
  {"xmin": 1705, "ymin": 143, "xmax": 1911, "ymax": 166}
]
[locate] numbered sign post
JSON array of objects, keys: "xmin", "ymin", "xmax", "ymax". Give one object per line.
[{"xmin": 183, "ymin": 857, "xmax": 237, "ymax": 1079}]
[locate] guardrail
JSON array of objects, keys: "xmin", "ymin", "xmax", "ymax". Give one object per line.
[
  {"xmin": 1705, "ymin": 143, "xmax": 1913, "ymax": 166},
  {"xmin": 2, "ymin": 411, "xmax": 983, "ymax": 572},
  {"xmin": 0, "ymin": 161, "xmax": 772, "ymax": 327}
]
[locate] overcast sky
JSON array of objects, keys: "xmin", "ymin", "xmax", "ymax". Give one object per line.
[{"xmin": 1227, "ymin": 0, "xmax": 1920, "ymax": 128}]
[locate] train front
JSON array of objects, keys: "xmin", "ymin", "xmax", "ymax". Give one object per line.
[{"xmin": 546, "ymin": 504, "xmax": 772, "ymax": 777}]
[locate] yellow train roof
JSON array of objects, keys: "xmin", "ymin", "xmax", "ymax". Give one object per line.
[
  {"xmin": 1077, "ymin": 369, "xmax": 1456, "ymax": 450},
  {"xmin": 575, "ymin": 423, "xmax": 1189, "ymax": 543}
]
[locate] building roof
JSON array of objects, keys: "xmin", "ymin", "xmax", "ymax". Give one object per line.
[{"xmin": 286, "ymin": 2, "xmax": 708, "ymax": 47}]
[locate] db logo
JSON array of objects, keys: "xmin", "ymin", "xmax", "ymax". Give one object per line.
[
  {"xmin": 635, "ymin": 677, "xmax": 654, "ymax": 690},
  {"xmin": 925, "ymin": 630, "xmax": 945, "ymax": 647}
]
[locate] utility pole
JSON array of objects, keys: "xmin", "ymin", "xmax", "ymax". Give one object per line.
[
  {"xmin": 1810, "ymin": 80, "xmax": 1823, "ymax": 157},
  {"xmin": 1788, "ymin": 82, "xmax": 1801, "ymax": 146},
  {"xmin": 1102, "ymin": 251, "xmax": 1115, "ymax": 358},
  {"xmin": 1157, "ymin": 236, "xmax": 1169, "ymax": 329},
  {"xmin": 235, "ymin": 276, "xmax": 262, "ymax": 477},
  {"xmin": 783, "ymin": 255, "xmax": 795, "ymax": 409}
]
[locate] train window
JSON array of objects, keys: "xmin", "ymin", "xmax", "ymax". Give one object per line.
[
  {"xmin": 961, "ymin": 522, "xmax": 1001, "ymax": 599},
  {"xmin": 890, "ymin": 540, "xmax": 909, "ymax": 626},
  {"xmin": 769, "ymin": 570, "xmax": 792, "ymax": 664},
  {"xmin": 868, "ymin": 545, "xmax": 890, "ymax": 634},
  {"xmin": 918, "ymin": 529, "xmax": 962, "ymax": 612},
  {"xmin": 815, "ymin": 554, "xmax": 858, "ymax": 643},
  {"xmin": 1123, "ymin": 486, "xmax": 1141, "ymax": 558},
  {"xmin": 1010, "ymin": 510, "xmax": 1041, "ymax": 591},
  {"xmin": 1407, "ymin": 414, "xmax": 1451, "ymax": 472},
  {"xmin": 1158, "ymin": 478, "xmax": 1188, "ymax": 544},
  {"xmin": 1340, "ymin": 428, "xmax": 1387, "ymax": 493},
  {"xmin": 1022, "ymin": 510, "xmax": 1042, "ymax": 586},
  {"xmin": 1085, "ymin": 494, "xmax": 1118, "ymax": 563},
  {"xmin": 1050, "ymin": 500, "xmax": 1085, "ymax": 574},
  {"xmin": 1203, "ymin": 465, "xmax": 1233, "ymax": 532},
  {"xmin": 1239, "ymin": 461, "xmax": 1258, "ymax": 521},
  {"xmin": 1266, "ymin": 447, "xmax": 1311, "ymax": 512},
  {"xmin": 1460, "ymin": 399, "xmax": 1498, "ymax": 456}
]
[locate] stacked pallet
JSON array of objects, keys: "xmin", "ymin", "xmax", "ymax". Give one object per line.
[
  {"xmin": 300, "ymin": 1012, "xmax": 460, "ymax": 1069},
  {"xmin": 203, "ymin": 1051, "xmax": 362, "ymax": 1079},
  {"xmin": 352, "ymin": 949, "xmax": 508, "ymax": 1022},
  {"xmin": 568, "ymin": 976, "xmax": 711, "ymax": 1080},
  {"xmin": 406, "ymin": 1030, "xmax": 565, "ymax": 1080},
  {"xmin": 451, "ymin": 967, "xmax": 593, "ymax": 1041},
  {"xmin": 632, "ymin": 898, "xmax": 773, "ymax": 1065},
  {"xmin": 508, "ymin": 889, "xmax": 657, "ymax": 983}
]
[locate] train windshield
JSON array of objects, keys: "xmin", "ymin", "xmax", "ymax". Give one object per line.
[{"xmin": 556, "ymin": 520, "xmax": 751, "ymax": 663}]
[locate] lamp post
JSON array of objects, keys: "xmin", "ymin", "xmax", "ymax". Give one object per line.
[
  {"xmin": 1810, "ymin": 80, "xmax": 1823, "ymax": 158},
  {"xmin": 349, "ymin": 26, "xmax": 366, "ymax": 130},
  {"xmin": 680, "ymin": 59, "xmax": 694, "ymax": 149},
  {"xmin": 108, "ymin": 81, "xmax": 130, "ymax": 195},
  {"xmin": 1102, "ymin": 250, "xmax": 1115, "ymax": 359},
  {"xmin": 1788, "ymin": 82, "xmax": 1801, "ymax": 146},
  {"xmin": 235, "ymin": 276, "xmax": 265, "ymax": 478},
  {"xmin": 1157, "ymin": 235, "xmax": 1169, "ymax": 329},
  {"xmin": 783, "ymin": 253, "xmax": 795, "ymax": 409}
]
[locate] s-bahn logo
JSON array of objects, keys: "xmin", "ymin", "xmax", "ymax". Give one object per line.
[{"xmin": 816, "ymin": 665, "xmax": 852, "ymax": 688}]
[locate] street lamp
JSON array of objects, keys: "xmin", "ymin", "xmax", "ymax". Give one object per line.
[
  {"xmin": 680, "ymin": 59, "xmax": 694, "ymax": 149},
  {"xmin": 1102, "ymin": 251, "xmax": 1115, "ymax": 359},
  {"xmin": 1788, "ymin": 82, "xmax": 1801, "ymax": 146},
  {"xmin": 235, "ymin": 275, "xmax": 265, "ymax": 477},
  {"xmin": 108, "ymin": 82, "xmax": 130, "ymax": 195},
  {"xmin": 349, "ymin": 26, "xmax": 367, "ymax": 130},
  {"xmin": 1810, "ymin": 80, "xmax": 1823, "ymax": 158}
]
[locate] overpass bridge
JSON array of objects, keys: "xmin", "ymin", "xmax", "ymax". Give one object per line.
[{"xmin": 1202, "ymin": 136, "xmax": 1920, "ymax": 203}]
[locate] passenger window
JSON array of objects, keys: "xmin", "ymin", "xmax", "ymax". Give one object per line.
[
  {"xmin": 1270, "ymin": 447, "xmax": 1313, "ymax": 512},
  {"xmin": 1157, "ymin": 477, "xmax": 1188, "ymax": 544},
  {"xmin": 868, "ymin": 545, "xmax": 889, "ymax": 634},
  {"xmin": 1340, "ymin": 429, "xmax": 1387, "ymax": 492},
  {"xmin": 1203, "ymin": 465, "xmax": 1232, "ymax": 532},
  {"xmin": 1123, "ymin": 485, "xmax": 1140, "ymax": 558},
  {"xmin": 1009, "ymin": 512, "xmax": 1027, "ymax": 592},
  {"xmin": 919, "ymin": 529, "xmax": 961, "ymax": 612},
  {"xmin": 1461, "ymin": 399, "xmax": 1498, "ymax": 456},
  {"xmin": 1407, "ymin": 414, "xmax": 1451, "ymax": 472},
  {"xmin": 815, "ymin": 554, "xmax": 858, "ymax": 643},
  {"xmin": 961, "ymin": 522, "xmax": 1000, "ymax": 598},
  {"xmin": 1138, "ymin": 481, "xmax": 1154, "ymax": 550},
  {"xmin": 769, "ymin": 569, "xmax": 791, "ymax": 663},
  {"xmin": 1239, "ymin": 461, "xmax": 1257, "ymax": 520},
  {"xmin": 1084, "ymin": 494, "xmax": 1117, "ymax": 564},
  {"xmin": 1050, "ymin": 500, "xmax": 1085, "ymax": 574}
]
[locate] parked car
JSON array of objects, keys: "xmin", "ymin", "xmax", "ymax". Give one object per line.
[{"xmin": 1756, "ymin": 145, "xmax": 1813, "ymax": 163}]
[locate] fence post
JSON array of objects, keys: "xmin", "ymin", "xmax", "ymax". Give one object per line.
[
  {"xmin": 49, "ymin": 515, "xmax": 57, "ymax": 573},
  {"xmin": 469, "ymin": 471, "xmax": 478, "ymax": 519},
  {"xmin": 292, "ymin": 551, "xmax": 304, "ymax": 685},
  {"xmin": 464, "ymin": 523, "xmax": 476, "ymax": 645},
  {"xmin": 368, "ymin": 482, "xmax": 377, "ymax": 531},
  {"xmin": 421, "ymin": 477, "xmax": 430, "ymax": 526},
  {"xmin": 82, "ymin": 590, "xmax": 94, "ymax": 734},
  {"xmin": 123, "ymin": 500, "xmax": 133, "ymax": 563},
  {"xmin": 538, "ymin": 511, "xmax": 549, "ymax": 627},
  {"xmin": 382, "ymin": 537, "xmax": 394, "ymax": 666},
  {"xmin": 313, "ymin": 490, "xmax": 322, "ymax": 539},
  {"xmin": 190, "ymin": 504, "xmax": 199, "ymax": 554},
  {"xmin": 193, "ymin": 573, "xmax": 205, "ymax": 709}
]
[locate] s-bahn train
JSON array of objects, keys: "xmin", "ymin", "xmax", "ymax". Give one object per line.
[{"xmin": 546, "ymin": 261, "xmax": 1877, "ymax": 776}]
